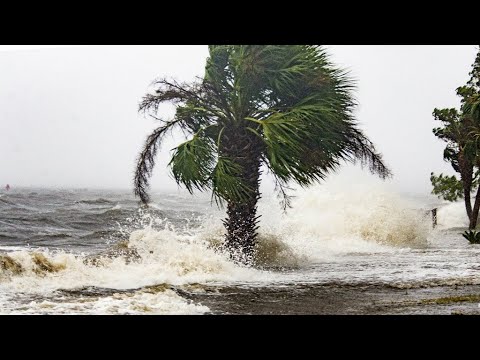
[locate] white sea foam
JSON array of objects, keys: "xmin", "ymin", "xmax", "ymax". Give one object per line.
[
  {"xmin": 2, "ymin": 289, "xmax": 209, "ymax": 315},
  {"xmin": 0, "ymin": 226, "xmax": 266, "ymax": 314}
]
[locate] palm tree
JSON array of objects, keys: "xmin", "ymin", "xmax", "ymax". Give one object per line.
[{"xmin": 134, "ymin": 45, "xmax": 391, "ymax": 263}]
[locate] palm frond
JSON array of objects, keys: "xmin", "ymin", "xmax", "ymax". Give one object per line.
[
  {"xmin": 169, "ymin": 132, "xmax": 216, "ymax": 194},
  {"xmin": 141, "ymin": 78, "xmax": 232, "ymax": 122},
  {"xmin": 248, "ymin": 100, "xmax": 391, "ymax": 189},
  {"xmin": 211, "ymin": 157, "xmax": 252, "ymax": 207},
  {"xmin": 134, "ymin": 125, "xmax": 172, "ymax": 204},
  {"xmin": 342, "ymin": 128, "xmax": 392, "ymax": 179}
]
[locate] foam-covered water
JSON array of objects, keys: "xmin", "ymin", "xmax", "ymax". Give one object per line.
[{"xmin": 0, "ymin": 185, "xmax": 478, "ymax": 314}]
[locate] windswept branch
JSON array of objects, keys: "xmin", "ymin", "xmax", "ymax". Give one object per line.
[
  {"xmin": 134, "ymin": 126, "xmax": 170, "ymax": 204},
  {"xmin": 140, "ymin": 78, "xmax": 232, "ymax": 121},
  {"xmin": 346, "ymin": 129, "xmax": 392, "ymax": 179},
  {"xmin": 139, "ymin": 79, "xmax": 195, "ymax": 115}
]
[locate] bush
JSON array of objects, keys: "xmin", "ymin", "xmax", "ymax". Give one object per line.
[{"xmin": 461, "ymin": 230, "xmax": 480, "ymax": 244}]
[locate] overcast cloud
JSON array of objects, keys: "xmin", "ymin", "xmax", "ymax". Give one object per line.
[{"xmin": 0, "ymin": 45, "xmax": 477, "ymax": 195}]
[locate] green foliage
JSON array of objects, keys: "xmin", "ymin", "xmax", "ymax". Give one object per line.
[
  {"xmin": 135, "ymin": 45, "xmax": 391, "ymax": 207},
  {"xmin": 431, "ymin": 47, "xmax": 480, "ymax": 210},
  {"xmin": 464, "ymin": 47, "xmax": 480, "ymax": 134},
  {"xmin": 169, "ymin": 132, "xmax": 215, "ymax": 193},
  {"xmin": 430, "ymin": 172, "xmax": 464, "ymax": 202},
  {"xmin": 211, "ymin": 157, "xmax": 252, "ymax": 206},
  {"xmin": 461, "ymin": 230, "xmax": 480, "ymax": 244}
]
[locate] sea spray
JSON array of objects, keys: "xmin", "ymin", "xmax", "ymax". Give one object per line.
[
  {"xmin": 256, "ymin": 183, "xmax": 432, "ymax": 263},
  {"xmin": 435, "ymin": 201, "xmax": 470, "ymax": 229}
]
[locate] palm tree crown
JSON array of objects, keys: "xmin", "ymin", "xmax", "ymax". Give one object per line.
[{"xmin": 135, "ymin": 45, "xmax": 390, "ymax": 208}]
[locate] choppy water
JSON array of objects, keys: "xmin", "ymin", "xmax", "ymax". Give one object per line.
[{"xmin": 1, "ymin": 185, "xmax": 479, "ymax": 315}]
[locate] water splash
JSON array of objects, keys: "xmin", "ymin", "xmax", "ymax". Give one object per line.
[
  {"xmin": 436, "ymin": 201, "xmax": 469, "ymax": 229},
  {"xmin": 257, "ymin": 184, "xmax": 431, "ymax": 263}
]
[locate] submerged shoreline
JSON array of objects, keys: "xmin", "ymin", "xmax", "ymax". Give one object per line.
[{"xmin": 186, "ymin": 284, "xmax": 480, "ymax": 315}]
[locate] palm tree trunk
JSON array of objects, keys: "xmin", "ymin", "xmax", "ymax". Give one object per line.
[
  {"xmin": 224, "ymin": 193, "xmax": 260, "ymax": 262},
  {"xmin": 221, "ymin": 127, "xmax": 262, "ymax": 263}
]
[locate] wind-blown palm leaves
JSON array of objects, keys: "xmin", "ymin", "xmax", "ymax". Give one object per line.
[{"xmin": 134, "ymin": 45, "xmax": 391, "ymax": 261}]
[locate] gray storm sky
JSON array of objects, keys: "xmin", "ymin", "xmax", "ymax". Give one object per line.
[{"xmin": 0, "ymin": 45, "xmax": 477, "ymax": 195}]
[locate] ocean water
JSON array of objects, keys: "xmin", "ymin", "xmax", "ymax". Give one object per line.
[{"xmin": 1, "ymin": 184, "xmax": 479, "ymax": 315}]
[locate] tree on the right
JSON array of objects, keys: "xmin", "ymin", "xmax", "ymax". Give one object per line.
[{"xmin": 431, "ymin": 47, "xmax": 480, "ymax": 229}]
